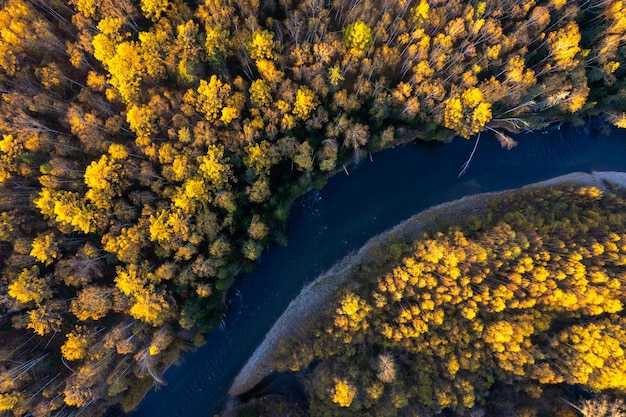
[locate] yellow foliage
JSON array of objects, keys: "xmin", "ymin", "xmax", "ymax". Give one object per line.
[
  {"xmin": 247, "ymin": 29, "xmax": 278, "ymax": 61},
  {"xmin": 411, "ymin": 0, "xmax": 430, "ymax": 27},
  {"xmin": 198, "ymin": 144, "xmax": 231, "ymax": 190},
  {"xmin": 30, "ymin": 233, "xmax": 59, "ymax": 265},
  {"xmin": 61, "ymin": 328, "xmax": 88, "ymax": 361},
  {"xmin": 71, "ymin": 287, "xmax": 112, "ymax": 321},
  {"xmin": 27, "ymin": 304, "xmax": 62, "ymax": 335},
  {"xmin": 220, "ymin": 106, "xmax": 239, "ymax": 124},
  {"xmin": 443, "ymin": 97, "xmax": 463, "ymax": 132},
  {"xmin": 195, "ymin": 75, "xmax": 231, "ymax": 122},
  {"xmin": 140, "ymin": 0, "xmax": 169, "ymax": 21},
  {"xmin": 471, "ymin": 102, "xmax": 492, "ymax": 131},
  {"xmin": 328, "ymin": 65, "xmax": 344, "ymax": 87},
  {"xmin": 332, "ymin": 378, "xmax": 356, "ymax": 407},
  {"xmin": 8, "ymin": 266, "xmax": 47, "ymax": 305},
  {"xmin": 0, "ymin": 392, "xmax": 20, "ymax": 411},
  {"xmin": 114, "ymin": 264, "xmax": 145, "ymax": 297},
  {"xmin": 129, "ymin": 289, "xmax": 170, "ymax": 325},
  {"xmin": 249, "ymin": 79, "xmax": 272, "ymax": 107},
  {"xmin": 548, "ymin": 22, "xmax": 581, "ymax": 69},
  {"xmin": 256, "ymin": 59, "xmax": 284, "ymax": 84},
  {"xmin": 344, "ymin": 20, "xmax": 373, "ymax": 55},
  {"xmin": 292, "ymin": 86, "xmax": 317, "ymax": 120},
  {"xmin": 335, "ymin": 292, "xmax": 371, "ymax": 332},
  {"xmin": 461, "ymin": 88, "xmax": 483, "ymax": 108}
]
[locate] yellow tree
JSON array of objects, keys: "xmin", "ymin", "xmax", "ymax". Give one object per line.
[
  {"xmin": 243, "ymin": 141, "xmax": 280, "ymax": 176},
  {"xmin": 193, "ymin": 75, "xmax": 232, "ymax": 123},
  {"xmin": 292, "ymin": 86, "xmax": 318, "ymax": 121},
  {"xmin": 139, "ymin": 27, "xmax": 169, "ymax": 80},
  {"xmin": 198, "ymin": 144, "xmax": 232, "ymax": 191},
  {"xmin": 247, "ymin": 29, "xmax": 280, "ymax": 61},
  {"xmin": 249, "ymin": 79, "xmax": 273, "ymax": 107},
  {"xmin": 344, "ymin": 20, "xmax": 374, "ymax": 56},
  {"xmin": 205, "ymin": 23, "xmax": 230, "ymax": 68},
  {"xmin": 332, "ymin": 378, "xmax": 357, "ymax": 407},
  {"xmin": 27, "ymin": 302, "xmax": 63, "ymax": 336},
  {"xmin": 126, "ymin": 103, "xmax": 158, "ymax": 138},
  {"xmin": 545, "ymin": 22, "xmax": 581, "ymax": 71},
  {"xmin": 442, "ymin": 87, "xmax": 492, "ymax": 138},
  {"xmin": 84, "ymin": 147, "xmax": 129, "ymax": 210},
  {"xmin": 61, "ymin": 326, "xmax": 89, "ymax": 361},
  {"xmin": 30, "ymin": 233, "xmax": 59, "ymax": 266},
  {"xmin": 71, "ymin": 286, "xmax": 113, "ymax": 321},
  {"xmin": 129, "ymin": 288, "xmax": 172, "ymax": 326},
  {"xmin": 8, "ymin": 266, "xmax": 48, "ymax": 305},
  {"xmin": 140, "ymin": 0, "xmax": 169, "ymax": 21}
]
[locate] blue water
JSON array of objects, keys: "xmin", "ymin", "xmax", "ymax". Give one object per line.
[{"xmin": 131, "ymin": 122, "xmax": 626, "ymax": 417}]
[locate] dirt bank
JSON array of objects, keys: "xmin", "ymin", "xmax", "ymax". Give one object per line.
[{"xmin": 227, "ymin": 171, "xmax": 626, "ymax": 398}]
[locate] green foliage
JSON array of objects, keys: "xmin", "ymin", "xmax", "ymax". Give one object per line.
[{"xmin": 237, "ymin": 405, "xmax": 260, "ymax": 417}]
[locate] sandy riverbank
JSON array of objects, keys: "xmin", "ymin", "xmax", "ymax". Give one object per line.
[{"xmin": 227, "ymin": 171, "xmax": 626, "ymax": 398}]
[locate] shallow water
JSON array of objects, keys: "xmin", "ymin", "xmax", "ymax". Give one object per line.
[{"xmin": 131, "ymin": 121, "xmax": 626, "ymax": 417}]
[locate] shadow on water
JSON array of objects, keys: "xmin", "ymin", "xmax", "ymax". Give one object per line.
[
  {"xmin": 237, "ymin": 372, "xmax": 308, "ymax": 406},
  {"xmin": 131, "ymin": 120, "xmax": 626, "ymax": 417}
]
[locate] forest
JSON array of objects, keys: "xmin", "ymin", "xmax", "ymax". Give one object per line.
[
  {"xmin": 0, "ymin": 0, "xmax": 626, "ymax": 415},
  {"xmin": 268, "ymin": 184, "xmax": 626, "ymax": 417}
]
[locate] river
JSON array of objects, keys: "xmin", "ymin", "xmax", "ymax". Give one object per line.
[{"xmin": 130, "ymin": 120, "xmax": 626, "ymax": 417}]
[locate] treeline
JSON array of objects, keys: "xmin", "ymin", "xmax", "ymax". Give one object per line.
[
  {"xmin": 270, "ymin": 184, "xmax": 626, "ymax": 416},
  {"xmin": 0, "ymin": 0, "xmax": 626, "ymax": 415}
]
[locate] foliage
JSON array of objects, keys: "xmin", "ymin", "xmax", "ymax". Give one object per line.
[
  {"xmin": 0, "ymin": 0, "xmax": 625, "ymax": 415},
  {"xmin": 273, "ymin": 185, "xmax": 626, "ymax": 416}
]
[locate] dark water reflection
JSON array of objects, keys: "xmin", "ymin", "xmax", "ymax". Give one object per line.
[{"xmin": 131, "ymin": 122, "xmax": 626, "ymax": 417}]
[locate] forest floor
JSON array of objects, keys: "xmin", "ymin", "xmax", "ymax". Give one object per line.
[{"xmin": 225, "ymin": 171, "xmax": 626, "ymax": 401}]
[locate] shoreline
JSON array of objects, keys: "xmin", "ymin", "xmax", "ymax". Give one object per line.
[{"xmin": 226, "ymin": 171, "xmax": 626, "ymax": 399}]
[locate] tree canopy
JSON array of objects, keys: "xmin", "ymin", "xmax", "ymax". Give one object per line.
[
  {"xmin": 272, "ymin": 185, "xmax": 626, "ymax": 417},
  {"xmin": 0, "ymin": 0, "xmax": 625, "ymax": 415}
]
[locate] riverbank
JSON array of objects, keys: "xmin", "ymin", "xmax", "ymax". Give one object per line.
[{"xmin": 226, "ymin": 171, "xmax": 626, "ymax": 400}]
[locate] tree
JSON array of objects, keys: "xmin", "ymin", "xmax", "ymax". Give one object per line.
[
  {"xmin": 61, "ymin": 326, "xmax": 89, "ymax": 361},
  {"xmin": 8, "ymin": 266, "xmax": 48, "ymax": 305},
  {"xmin": 344, "ymin": 20, "xmax": 374, "ymax": 55},
  {"xmin": 129, "ymin": 288, "xmax": 172, "ymax": 326},
  {"xmin": 249, "ymin": 79, "xmax": 273, "ymax": 107},
  {"xmin": 30, "ymin": 233, "xmax": 59, "ymax": 266},
  {"xmin": 84, "ymin": 148, "xmax": 130, "ymax": 210},
  {"xmin": 247, "ymin": 29, "xmax": 279, "ymax": 61},
  {"xmin": 243, "ymin": 141, "xmax": 279, "ymax": 176},
  {"xmin": 126, "ymin": 104, "xmax": 158, "ymax": 138},
  {"xmin": 193, "ymin": 75, "xmax": 232, "ymax": 123},
  {"xmin": 292, "ymin": 86, "xmax": 318, "ymax": 120},
  {"xmin": 138, "ymin": 27, "xmax": 169, "ymax": 80},
  {"xmin": 71, "ymin": 286, "xmax": 113, "ymax": 321},
  {"xmin": 293, "ymin": 141, "xmax": 314, "ymax": 171},
  {"xmin": 343, "ymin": 122, "xmax": 369, "ymax": 151},
  {"xmin": 205, "ymin": 23, "xmax": 230, "ymax": 69},
  {"xmin": 546, "ymin": 22, "xmax": 581, "ymax": 71},
  {"xmin": 579, "ymin": 396, "xmax": 626, "ymax": 417},
  {"xmin": 332, "ymin": 377, "xmax": 357, "ymax": 407},
  {"xmin": 27, "ymin": 301, "xmax": 63, "ymax": 335},
  {"xmin": 198, "ymin": 144, "xmax": 232, "ymax": 190},
  {"xmin": 63, "ymin": 364, "xmax": 100, "ymax": 407},
  {"xmin": 140, "ymin": 0, "xmax": 169, "ymax": 21}
]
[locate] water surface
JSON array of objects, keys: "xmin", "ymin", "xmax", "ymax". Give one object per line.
[{"xmin": 132, "ymin": 122, "xmax": 626, "ymax": 417}]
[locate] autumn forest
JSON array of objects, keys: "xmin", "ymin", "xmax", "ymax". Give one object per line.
[
  {"xmin": 270, "ymin": 185, "xmax": 626, "ymax": 416},
  {"xmin": 0, "ymin": 0, "xmax": 626, "ymax": 415}
]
